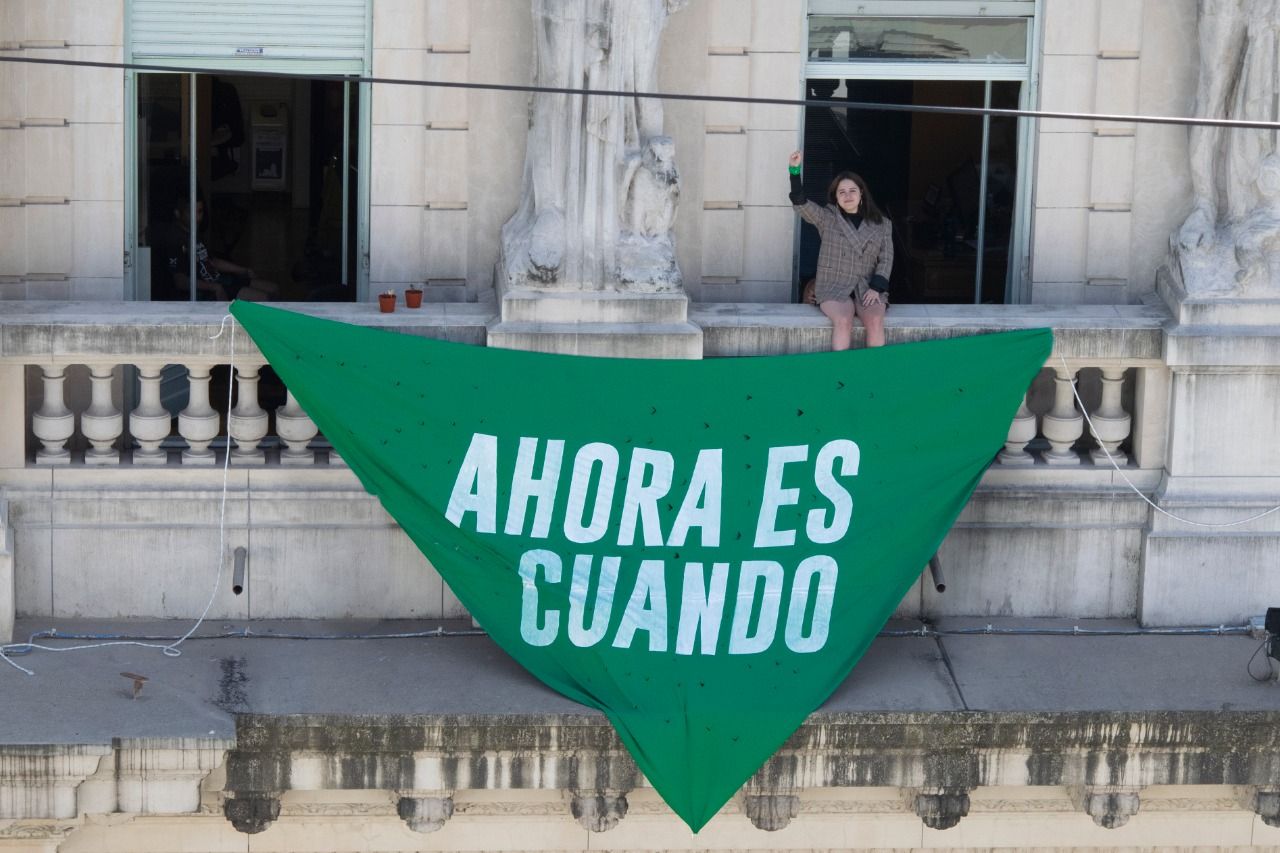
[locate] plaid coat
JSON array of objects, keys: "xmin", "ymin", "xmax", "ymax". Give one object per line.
[{"xmin": 795, "ymin": 201, "xmax": 894, "ymax": 303}]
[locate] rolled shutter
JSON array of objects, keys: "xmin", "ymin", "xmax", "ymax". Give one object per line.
[{"xmin": 131, "ymin": 0, "xmax": 368, "ymax": 65}]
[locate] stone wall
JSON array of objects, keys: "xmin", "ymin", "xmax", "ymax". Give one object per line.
[
  {"xmin": 0, "ymin": 0, "xmax": 1210, "ymax": 308},
  {"xmin": 0, "ymin": 0, "xmax": 126, "ymax": 302},
  {"xmin": 368, "ymin": 0, "xmax": 805, "ymax": 305}
]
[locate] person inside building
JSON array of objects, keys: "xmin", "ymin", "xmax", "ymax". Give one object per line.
[
  {"xmin": 788, "ymin": 151, "xmax": 893, "ymax": 349},
  {"xmin": 155, "ymin": 188, "xmax": 279, "ymax": 302}
]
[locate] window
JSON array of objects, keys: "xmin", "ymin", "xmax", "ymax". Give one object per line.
[
  {"xmin": 134, "ymin": 73, "xmax": 363, "ymax": 303},
  {"xmin": 124, "ymin": 0, "xmax": 372, "ymax": 302},
  {"xmin": 801, "ymin": 1, "xmax": 1038, "ymax": 304}
]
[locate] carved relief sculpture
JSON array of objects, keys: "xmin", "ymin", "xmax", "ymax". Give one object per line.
[
  {"xmin": 500, "ymin": 0, "xmax": 689, "ymax": 292},
  {"xmin": 1173, "ymin": 0, "xmax": 1280, "ymax": 295}
]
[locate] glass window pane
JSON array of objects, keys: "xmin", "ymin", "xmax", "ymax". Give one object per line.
[
  {"xmin": 808, "ymin": 17, "xmax": 1027, "ymax": 63},
  {"xmin": 135, "ymin": 72, "xmax": 361, "ymax": 303},
  {"xmin": 797, "ymin": 79, "xmax": 1021, "ymax": 305}
]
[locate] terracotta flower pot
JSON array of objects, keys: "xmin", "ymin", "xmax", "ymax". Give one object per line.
[
  {"xmin": 378, "ymin": 293, "xmax": 396, "ymax": 313},
  {"xmin": 405, "ymin": 288, "xmax": 424, "ymax": 309}
]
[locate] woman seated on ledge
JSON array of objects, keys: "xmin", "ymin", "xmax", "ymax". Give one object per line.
[{"xmin": 788, "ymin": 151, "xmax": 893, "ymax": 350}]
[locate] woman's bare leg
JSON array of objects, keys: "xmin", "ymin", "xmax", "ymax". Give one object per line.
[
  {"xmin": 861, "ymin": 306, "xmax": 886, "ymax": 347},
  {"xmin": 820, "ymin": 299, "xmax": 856, "ymax": 351},
  {"xmin": 855, "ymin": 293, "xmax": 887, "ymax": 347}
]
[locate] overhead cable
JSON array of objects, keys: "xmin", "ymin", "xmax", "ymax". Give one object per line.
[{"xmin": 2, "ymin": 54, "xmax": 1279, "ymax": 131}]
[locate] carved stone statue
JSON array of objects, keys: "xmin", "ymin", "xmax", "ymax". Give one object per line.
[
  {"xmin": 1173, "ymin": 0, "xmax": 1280, "ymax": 294},
  {"xmin": 500, "ymin": 0, "xmax": 689, "ymax": 293},
  {"xmin": 1230, "ymin": 154, "xmax": 1280, "ymax": 293}
]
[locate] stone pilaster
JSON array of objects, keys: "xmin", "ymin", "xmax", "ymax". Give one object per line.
[{"xmin": 1140, "ymin": 268, "xmax": 1280, "ymax": 625}]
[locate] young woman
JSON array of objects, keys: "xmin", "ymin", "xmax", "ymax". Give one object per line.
[{"xmin": 789, "ymin": 151, "xmax": 893, "ymax": 349}]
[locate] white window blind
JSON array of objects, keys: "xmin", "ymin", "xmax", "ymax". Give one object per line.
[{"xmin": 131, "ymin": 0, "xmax": 368, "ymax": 64}]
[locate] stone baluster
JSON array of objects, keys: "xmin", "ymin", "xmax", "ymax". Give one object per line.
[
  {"xmin": 228, "ymin": 366, "xmax": 268, "ymax": 465},
  {"xmin": 1041, "ymin": 366, "xmax": 1084, "ymax": 465},
  {"xmin": 179, "ymin": 364, "xmax": 221, "ymax": 465},
  {"xmin": 996, "ymin": 392, "xmax": 1037, "ymax": 466},
  {"xmin": 81, "ymin": 364, "xmax": 122, "ymax": 465},
  {"xmin": 130, "ymin": 366, "xmax": 173, "ymax": 465},
  {"xmin": 275, "ymin": 390, "xmax": 318, "ymax": 465},
  {"xmin": 1088, "ymin": 367, "xmax": 1132, "ymax": 466},
  {"xmin": 32, "ymin": 365, "xmax": 74, "ymax": 465}
]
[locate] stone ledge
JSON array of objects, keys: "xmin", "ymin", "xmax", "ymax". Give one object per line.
[
  {"xmin": 208, "ymin": 710, "xmax": 1280, "ymax": 833},
  {"xmin": 691, "ymin": 303, "xmax": 1168, "ymax": 362},
  {"xmin": 221, "ymin": 709, "xmax": 1280, "ymax": 796},
  {"xmin": 0, "ymin": 302, "xmax": 1172, "ymax": 364},
  {"xmin": 486, "ymin": 320, "xmax": 704, "ymax": 359},
  {"xmin": 0, "ymin": 303, "xmax": 494, "ymax": 363}
]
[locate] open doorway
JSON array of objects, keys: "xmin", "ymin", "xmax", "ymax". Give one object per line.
[
  {"xmin": 134, "ymin": 73, "xmax": 361, "ymax": 303},
  {"xmin": 799, "ymin": 78, "xmax": 1020, "ymax": 304}
]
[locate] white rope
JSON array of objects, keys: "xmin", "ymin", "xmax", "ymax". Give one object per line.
[
  {"xmin": 1, "ymin": 313, "xmax": 238, "ymax": 675},
  {"xmin": 1059, "ymin": 354, "xmax": 1280, "ymax": 529}
]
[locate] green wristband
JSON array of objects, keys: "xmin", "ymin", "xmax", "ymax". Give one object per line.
[{"xmin": 788, "ymin": 165, "xmax": 801, "ymax": 175}]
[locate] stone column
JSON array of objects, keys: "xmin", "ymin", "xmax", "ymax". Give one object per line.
[
  {"xmin": 1146, "ymin": 267, "xmax": 1280, "ymax": 625},
  {"xmin": 1142, "ymin": 0, "xmax": 1280, "ymax": 626}
]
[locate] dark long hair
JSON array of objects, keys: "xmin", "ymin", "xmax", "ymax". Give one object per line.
[{"xmin": 826, "ymin": 172, "xmax": 885, "ymax": 224}]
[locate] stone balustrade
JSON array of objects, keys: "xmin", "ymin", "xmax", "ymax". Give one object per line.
[
  {"xmin": 0, "ymin": 302, "xmax": 1168, "ymax": 471},
  {"xmin": 0, "ymin": 303, "xmax": 492, "ymax": 470},
  {"xmin": 0, "ymin": 301, "xmax": 1179, "ymax": 626}
]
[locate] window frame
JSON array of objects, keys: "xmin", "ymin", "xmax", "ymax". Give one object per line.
[
  {"xmin": 123, "ymin": 0, "xmax": 374, "ymax": 302},
  {"xmin": 801, "ymin": 0, "xmax": 1042, "ymax": 304}
]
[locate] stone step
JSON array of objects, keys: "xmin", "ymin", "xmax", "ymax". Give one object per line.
[
  {"xmin": 485, "ymin": 320, "xmax": 704, "ymax": 359},
  {"xmin": 499, "ymin": 288, "xmax": 689, "ymax": 324}
]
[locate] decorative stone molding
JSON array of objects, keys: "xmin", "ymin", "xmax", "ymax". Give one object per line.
[
  {"xmin": 0, "ymin": 742, "xmax": 227, "ymax": 822},
  {"xmin": 740, "ymin": 789, "xmax": 800, "ymax": 831},
  {"xmin": 223, "ymin": 792, "xmax": 281, "ymax": 834},
  {"xmin": 0, "ymin": 821, "xmax": 77, "ymax": 841},
  {"xmin": 114, "ymin": 739, "xmax": 227, "ymax": 815},
  {"xmin": 908, "ymin": 787, "xmax": 970, "ymax": 830},
  {"xmin": 569, "ymin": 790, "xmax": 628, "ymax": 832},
  {"xmin": 1069, "ymin": 785, "xmax": 1141, "ymax": 829},
  {"xmin": 740, "ymin": 773, "xmax": 801, "ymax": 831},
  {"xmin": 396, "ymin": 793, "xmax": 454, "ymax": 833},
  {"xmin": 0, "ymin": 745, "xmax": 110, "ymax": 819}
]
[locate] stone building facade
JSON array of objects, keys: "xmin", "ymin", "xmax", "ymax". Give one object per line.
[{"xmin": 2, "ymin": 0, "xmax": 1280, "ymax": 850}]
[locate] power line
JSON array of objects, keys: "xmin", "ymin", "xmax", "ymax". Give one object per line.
[{"xmin": 2, "ymin": 53, "xmax": 1279, "ymax": 132}]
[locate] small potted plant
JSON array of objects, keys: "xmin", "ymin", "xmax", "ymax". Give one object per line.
[
  {"xmin": 405, "ymin": 284, "xmax": 424, "ymax": 309},
  {"xmin": 378, "ymin": 289, "xmax": 396, "ymax": 313}
]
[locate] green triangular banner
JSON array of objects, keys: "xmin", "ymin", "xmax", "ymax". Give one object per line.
[{"xmin": 229, "ymin": 301, "xmax": 1051, "ymax": 831}]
